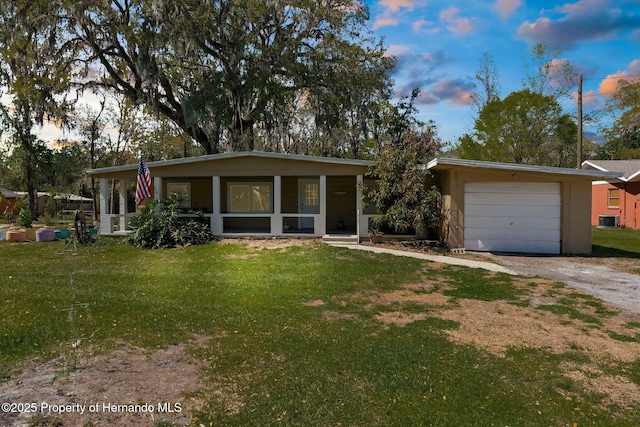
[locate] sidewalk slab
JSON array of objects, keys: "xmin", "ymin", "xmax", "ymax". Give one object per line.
[{"xmin": 334, "ymin": 244, "xmax": 518, "ymax": 275}]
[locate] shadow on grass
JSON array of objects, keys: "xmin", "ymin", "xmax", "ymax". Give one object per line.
[{"xmin": 591, "ymin": 244, "xmax": 640, "ymax": 259}]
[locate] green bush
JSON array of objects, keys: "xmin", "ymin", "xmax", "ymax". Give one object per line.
[
  {"xmin": 17, "ymin": 207, "xmax": 33, "ymax": 228},
  {"xmin": 127, "ymin": 194, "xmax": 215, "ymax": 249}
]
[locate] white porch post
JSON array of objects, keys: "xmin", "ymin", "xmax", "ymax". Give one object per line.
[
  {"xmin": 119, "ymin": 180, "xmax": 127, "ymax": 231},
  {"xmin": 153, "ymin": 177, "xmax": 162, "ymax": 200},
  {"xmin": 153, "ymin": 177, "xmax": 162, "ymax": 215},
  {"xmin": 99, "ymin": 178, "xmax": 112, "ymax": 234},
  {"xmin": 317, "ymin": 175, "xmax": 327, "ymax": 236},
  {"xmin": 356, "ymin": 174, "xmax": 364, "ymax": 242},
  {"xmin": 271, "ymin": 176, "xmax": 282, "ymax": 235},
  {"xmin": 212, "ymin": 176, "xmax": 222, "ymax": 235}
]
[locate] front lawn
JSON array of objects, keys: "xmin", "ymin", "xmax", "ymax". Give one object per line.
[
  {"xmin": 1, "ymin": 238, "xmax": 640, "ymax": 426},
  {"xmin": 592, "ymin": 226, "xmax": 640, "ymax": 258}
]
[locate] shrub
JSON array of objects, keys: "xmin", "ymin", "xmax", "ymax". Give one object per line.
[
  {"xmin": 363, "ymin": 91, "xmax": 444, "ymax": 238},
  {"xmin": 127, "ymin": 194, "xmax": 215, "ymax": 249},
  {"xmin": 17, "ymin": 207, "xmax": 33, "ymax": 228}
]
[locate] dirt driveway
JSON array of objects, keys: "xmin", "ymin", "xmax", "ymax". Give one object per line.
[{"xmin": 481, "ymin": 253, "xmax": 640, "ymax": 315}]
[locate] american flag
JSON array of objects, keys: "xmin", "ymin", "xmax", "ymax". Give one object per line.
[{"xmin": 135, "ymin": 156, "xmax": 152, "ymax": 205}]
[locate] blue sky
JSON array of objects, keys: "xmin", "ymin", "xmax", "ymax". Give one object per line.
[{"xmin": 364, "ymin": 0, "xmax": 640, "ymax": 144}]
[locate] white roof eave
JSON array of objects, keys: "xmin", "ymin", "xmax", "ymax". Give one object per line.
[
  {"xmin": 425, "ymin": 157, "xmax": 622, "ymax": 180},
  {"xmin": 86, "ymin": 151, "xmax": 375, "ymax": 176}
]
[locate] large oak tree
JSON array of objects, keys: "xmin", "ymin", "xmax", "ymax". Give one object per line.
[{"xmin": 66, "ymin": 0, "xmax": 393, "ymax": 154}]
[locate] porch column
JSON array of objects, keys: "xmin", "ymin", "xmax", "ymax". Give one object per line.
[
  {"xmin": 271, "ymin": 176, "xmax": 282, "ymax": 234},
  {"xmin": 119, "ymin": 180, "xmax": 128, "ymax": 231},
  {"xmin": 356, "ymin": 175, "xmax": 364, "ymax": 241},
  {"xmin": 153, "ymin": 177, "xmax": 162, "ymax": 215},
  {"xmin": 318, "ymin": 175, "xmax": 327, "ymax": 236},
  {"xmin": 211, "ymin": 176, "xmax": 222, "ymax": 235},
  {"xmin": 99, "ymin": 178, "xmax": 113, "ymax": 234},
  {"xmin": 153, "ymin": 177, "xmax": 162, "ymax": 200}
]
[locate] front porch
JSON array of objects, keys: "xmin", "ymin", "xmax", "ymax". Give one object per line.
[
  {"xmin": 88, "ymin": 152, "xmax": 380, "ymax": 240},
  {"xmin": 97, "ymin": 174, "xmax": 377, "ymax": 240}
]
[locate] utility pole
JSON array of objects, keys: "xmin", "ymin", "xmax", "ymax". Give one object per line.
[{"xmin": 577, "ymin": 74, "xmax": 583, "ymax": 169}]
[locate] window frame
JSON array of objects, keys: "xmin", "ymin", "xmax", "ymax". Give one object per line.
[
  {"xmin": 607, "ymin": 188, "xmax": 620, "ymax": 208},
  {"xmin": 166, "ymin": 182, "xmax": 191, "ymax": 208},
  {"xmin": 227, "ymin": 182, "xmax": 273, "ymax": 213}
]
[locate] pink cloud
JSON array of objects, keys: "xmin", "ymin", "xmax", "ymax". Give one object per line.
[
  {"xmin": 439, "ymin": 6, "xmax": 459, "ymax": 21},
  {"xmin": 412, "ymin": 18, "xmax": 426, "ymax": 31},
  {"xmin": 599, "ymin": 60, "xmax": 640, "ymax": 96},
  {"xmin": 380, "ymin": 0, "xmax": 417, "ymax": 13},
  {"xmin": 447, "ymin": 17, "xmax": 473, "ymax": 35},
  {"xmin": 558, "ymin": 0, "xmax": 608, "ymax": 15},
  {"xmin": 439, "ymin": 6, "xmax": 474, "ymax": 36},
  {"xmin": 450, "ymin": 89, "xmax": 474, "ymax": 105},
  {"xmin": 428, "ymin": 78, "xmax": 475, "ymax": 105},
  {"xmin": 385, "ymin": 44, "xmax": 412, "ymax": 57},
  {"xmin": 492, "ymin": 0, "xmax": 521, "ymax": 20},
  {"xmin": 412, "ymin": 18, "xmax": 439, "ymax": 33},
  {"xmin": 373, "ymin": 16, "xmax": 399, "ymax": 29}
]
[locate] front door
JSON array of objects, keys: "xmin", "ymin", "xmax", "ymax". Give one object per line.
[{"xmin": 298, "ymin": 179, "xmax": 319, "ymax": 230}]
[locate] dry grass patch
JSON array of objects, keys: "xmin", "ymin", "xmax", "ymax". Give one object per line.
[
  {"xmin": 438, "ymin": 299, "xmax": 640, "ymax": 362},
  {"xmin": 301, "ymin": 299, "xmax": 325, "ymax": 307},
  {"xmin": 0, "ymin": 337, "xmax": 208, "ymax": 427},
  {"xmin": 318, "ymin": 271, "xmax": 640, "ymax": 411},
  {"xmin": 322, "ymin": 310, "xmax": 356, "ymax": 321},
  {"xmin": 226, "ymin": 238, "xmax": 313, "ymax": 250},
  {"xmin": 375, "ymin": 311, "xmax": 428, "ymax": 328},
  {"xmin": 561, "ymin": 362, "xmax": 640, "ymax": 410}
]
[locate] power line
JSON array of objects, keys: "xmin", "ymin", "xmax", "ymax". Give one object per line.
[{"xmin": 581, "ymin": 74, "xmax": 640, "ymax": 81}]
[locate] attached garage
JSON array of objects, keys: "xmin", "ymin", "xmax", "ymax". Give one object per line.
[
  {"xmin": 427, "ymin": 158, "xmax": 621, "ymax": 255},
  {"xmin": 464, "ymin": 182, "xmax": 561, "ymax": 254}
]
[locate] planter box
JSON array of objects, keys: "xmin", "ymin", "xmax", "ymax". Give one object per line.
[
  {"xmin": 36, "ymin": 228, "xmax": 55, "ymax": 242},
  {"xmin": 54, "ymin": 229, "xmax": 70, "ymax": 240},
  {"xmin": 6, "ymin": 230, "xmax": 26, "ymax": 242},
  {"xmin": 24, "ymin": 228, "xmax": 37, "ymax": 241}
]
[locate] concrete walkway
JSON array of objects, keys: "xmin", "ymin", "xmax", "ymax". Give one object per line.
[{"xmin": 334, "ymin": 244, "xmax": 519, "ymax": 275}]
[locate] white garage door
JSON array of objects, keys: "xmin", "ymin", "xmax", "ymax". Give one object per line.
[{"xmin": 464, "ymin": 182, "xmax": 561, "ymax": 254}]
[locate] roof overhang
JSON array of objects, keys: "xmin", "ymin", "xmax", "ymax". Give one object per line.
[
  {"xmin": 628, "ymin": 171, "xmax": 640, "ymax": 182},
  {"xmin": 581, "ymin": 160, "xmax": 640, "ymax": 182},
  {"xmin": 86, "ymin": 151, "xmax": 375, "ymax": 177},
  {"xmin": 1, "ymin": 188, "xmax": 19, "ymax": 198},
  {"xmin": 425, "ymin": 157, "xmax": 622, "ymax": 180}
]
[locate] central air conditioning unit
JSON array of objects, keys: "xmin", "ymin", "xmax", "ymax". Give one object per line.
[{"xmin": 598, "ymin": 215, "xmax": 619, "ymax": 227}]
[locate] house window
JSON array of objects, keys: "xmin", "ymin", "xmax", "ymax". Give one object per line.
[
  {"xmin": 304, "ymin": 183, "xmax": 319, "ymax": 207},
  {"xmin": 167, "ymin": 182, "xmax": 191, "ymax": 208},
  {"xmin": 228, "ymin": 183, "xmax": 272, "ymax": 213},
  {"xmin": 608, "ymin": 188, "xmax": 620, "ymax": 208}
]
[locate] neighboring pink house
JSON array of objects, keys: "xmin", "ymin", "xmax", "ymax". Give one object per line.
[{"xmin": 582, "ymin": 160, "xmax": 640, "ymax": 229}]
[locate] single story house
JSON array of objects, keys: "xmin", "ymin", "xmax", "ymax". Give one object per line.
[
  {"xmin": 11, "ymin": 192, "xmax": 92, "ymax": 216},
  {"xmin": 86, "ymin": 152, "xmax": 620, "ymax": 255},
  {"xmin": 54, "ymin": 193, "xmax": 94, "ymax": 214},
  {"xmin": 14, "ymin": 191, "xmax": 51, "ymax": 216},
  {"xmin": 87, "ymin": 151, "xmax": 376, "ymax": 239},
  {"xmin": 581, "ymin": 159, "xmax": 640, "ymax": 229}
]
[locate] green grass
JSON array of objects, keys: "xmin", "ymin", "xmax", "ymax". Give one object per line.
[
  {"xmin": 442, "ymin": 268, "xmax": 525, "ymax": 301},
  {"xmin": 1, "ymin": 238, "xmax": 640, "ymax": 426},
  {"xmin": 537, "ymin": 304, "xmax": 603, "ymax": 325},
  {"xmin": 592, "ymin": 226, "xmax": 640, "ymax": 259}
]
